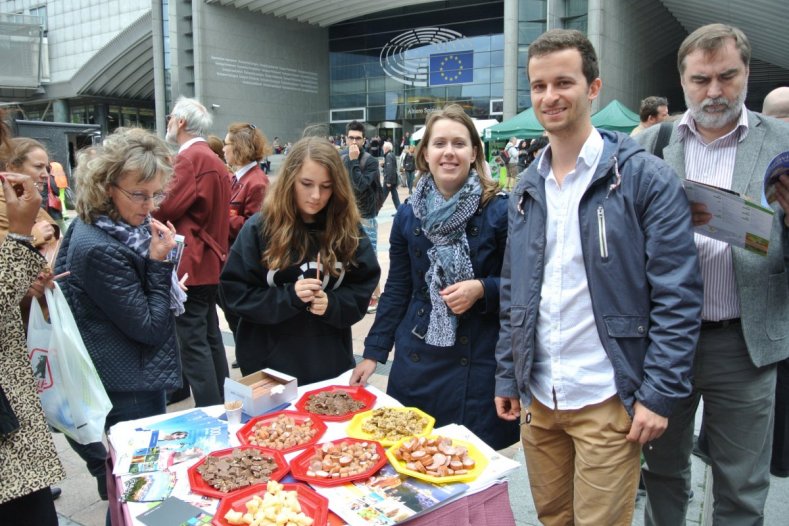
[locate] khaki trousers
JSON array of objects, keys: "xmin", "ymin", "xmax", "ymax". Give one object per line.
[{"xmin": 521, "ymin": 395, "xmax": 641, "ymax": 526}]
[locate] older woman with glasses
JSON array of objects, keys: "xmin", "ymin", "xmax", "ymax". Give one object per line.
[{"xmin": 54, "ymin": 127, "xmax": 184, "ymax": 430}]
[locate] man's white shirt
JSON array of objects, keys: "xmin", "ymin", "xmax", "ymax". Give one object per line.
[{"xmin": 531, "ymin": 128, "xmax": 617, "ymax": 411}]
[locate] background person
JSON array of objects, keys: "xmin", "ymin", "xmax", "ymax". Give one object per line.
[
  {"xmin": 382, "ymin": 141, "xmax": 400, "ymax": 212},
  {"xmin": 630, "ymin": 95, "xmax": 669, "ymax": 136},
  {"xmin": 763, "ymin": 86, "xmax": 789, "ymax": 122},
  {"xmin": 516, "ymin": 139, "xmax": 531, "ymax": 173},
  {"xmin": 350, "ymin": 104, "xmax": 519, "ymax": 451},
  {"xmin": 223, "ymin": 123, "xmax": 271, "ymax": 248},
  {"xmin": 762, "ymin": 85, "xmax": 789, "ymax": 479},
  {"xmin": 402, "ymin": 145, "xmax": 416, "ymax": 194},
  {"xmin": 1, "ymin": 138, "xmax": 60, "ymax": 258},
  {"xmin": 220, "ymin": 137, "xmax": 380, "ymax": 384},
  {"xmin": 220, "ymin": 122, "xmax": 271, "ymax": 349},
  {"xmin": 506, "ymin": 137, "xmax": 519, "ymax": 190},
  {"xmin": 341, "ymin": 121, "xmax": 382, "ymax": 313},
  {"xmin": 156, "ymin": 96, "xmax": 231, "ymax": 408},
  {"xmin": 634, "ymin": 24, "xmax": 789, "ymax": 525}
]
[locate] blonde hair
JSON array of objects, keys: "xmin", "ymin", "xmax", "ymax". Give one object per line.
[
  {"xmin": 75, "ymin": 127, "xmax": 173, "ymax": 223},
  {"xmin": 414, "ymin": 104, "xmax": 500, "ymax": 206},
  {"xmin": 261, "ymin": 137, "xmax": 360, "ymax": 276}
]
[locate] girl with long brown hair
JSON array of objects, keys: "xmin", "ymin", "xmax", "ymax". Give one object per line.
[{"xmin": 220, "ymin": 137, "xmax": 380, "ymax": 383}]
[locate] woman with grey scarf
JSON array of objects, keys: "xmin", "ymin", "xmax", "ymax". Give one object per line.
[
  {"xmin": 54, "ymin": 128, "xmax": 185, "ymax": 510},
  {"xmin": 351, "ymin": 105, "xmax": 519, "ymax": 450}
]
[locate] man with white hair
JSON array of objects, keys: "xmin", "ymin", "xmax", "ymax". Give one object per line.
[{"xmin": 155, "ymin": 96, "xmax": 231, "ymax": 407}]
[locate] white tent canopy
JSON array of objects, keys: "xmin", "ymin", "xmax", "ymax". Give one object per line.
[{"xmin": 410, "ymin": 118, "xmax": 499, "ymax": 143}]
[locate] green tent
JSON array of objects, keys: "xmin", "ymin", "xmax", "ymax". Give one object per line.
[
  {"xmin": 591, "ymin": 99, "xmax": 640, "ymax": 133},
  {"xmin": 484, "ymin": 107, "xmax": 544, "ymax": 141}
]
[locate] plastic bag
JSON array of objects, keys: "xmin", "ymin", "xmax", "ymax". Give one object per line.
[{"xmin": 27, "ymin": 282, "xmax": 112, "ymax": 444}]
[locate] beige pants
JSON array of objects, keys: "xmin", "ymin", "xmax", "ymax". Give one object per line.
[{"xmin": 521, "ymin": 395, "xmax": 641, "ymax": 526}]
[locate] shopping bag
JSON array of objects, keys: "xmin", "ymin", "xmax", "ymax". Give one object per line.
[{"xmin": 27, "ymin": 282, "xmax": 112, "ymax": 444}]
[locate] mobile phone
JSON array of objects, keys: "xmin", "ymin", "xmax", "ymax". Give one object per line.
[{"xmin": 167, "ymin": 234, "xmax": 186, "ymax": 270}]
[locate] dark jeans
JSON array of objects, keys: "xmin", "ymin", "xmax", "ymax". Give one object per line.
[
  {"xmin": 385, "ymin": 184, "xmax": 401, "ymax": 209},
  {"xmin": 0, "ymin": 486, "xmax": 58, "ymax": 525},
  {"xmin": 405, "ymin": 170, "xmax": 415, "ymax": 194},
  {"xmin": 176, "ymin": 284, "xmax": 228, "ymax": 407}
]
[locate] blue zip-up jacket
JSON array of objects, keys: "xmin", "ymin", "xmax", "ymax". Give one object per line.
[{"xmin": 494, "ymin": 130, "xmax": 703, "ymax": 418}]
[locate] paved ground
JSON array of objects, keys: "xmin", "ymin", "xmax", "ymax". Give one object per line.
[{"xmin": 53, "ymin": 187, "xmax": 789, "ymax": 525}]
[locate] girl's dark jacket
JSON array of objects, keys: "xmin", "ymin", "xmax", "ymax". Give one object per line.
[{"xmin": 220, "ymin": 213, "xmax": 380, "ymax": 385}]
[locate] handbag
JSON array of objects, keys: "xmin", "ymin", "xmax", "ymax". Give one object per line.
[
  {"xmin": 46, "ymin": 174, "xmax": 63, "ymax": 212},
  {"xmin": 27, "ymin": 282, "xmax": 113, "ymax": 444}
]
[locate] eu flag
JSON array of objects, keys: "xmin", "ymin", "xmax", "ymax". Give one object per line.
[{"xmin": 429, "ymin": 51, "xmax": 473, "ymax": 86}]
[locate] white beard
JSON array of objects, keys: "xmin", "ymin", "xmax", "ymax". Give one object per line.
[
  {"xmin": 165, "ymin": 126, "xmax": 178, "ymax": 145},
  {"xmin": 685, "ymin": 87, "xmax": 747, "ymax": 130}
]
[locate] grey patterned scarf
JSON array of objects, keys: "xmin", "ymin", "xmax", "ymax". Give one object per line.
[
  {"xmin": 411, "ymin": 170, "xmax": 482, "ymax": 346},
  {"xmin": 93, "ymin": 215, "xmax": 186, "ymax": 316}
]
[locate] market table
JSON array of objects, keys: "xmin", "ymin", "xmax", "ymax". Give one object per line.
[{"xmin": 106, "ymin": 371, "xmax": 518, "ymax": 526}]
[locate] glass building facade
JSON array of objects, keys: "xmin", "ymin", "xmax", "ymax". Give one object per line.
[
  {"xmin": 327, "ymin": 0, "xmax": 563, "ymax": 142},
  {"xmin": 329, "ymin": 1, "xmax": 499, "ymax": 141}
]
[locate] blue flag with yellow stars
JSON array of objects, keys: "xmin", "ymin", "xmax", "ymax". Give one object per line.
[{"xmin": 429, "ymin": 51, "xmax": 473, "ymax": 86}]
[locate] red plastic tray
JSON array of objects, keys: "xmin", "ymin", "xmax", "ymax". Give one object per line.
[
  {"xmin": 187, "ymin": 445, "xmax": 289, "ymax": 499},
  {"xmin": 290, "ymin": 437, "xmax": 388, "ymax": 487},
  {"xmin": 212, "ymin": 482, "xmax": 328, "ymax": 526},
  {"xmin": 294, "ymin": 385, "xmax": 378, "ymax": 422},
  {"xmin": 236, "ymin": 410, "xmax": 327, "ymax": 454}
]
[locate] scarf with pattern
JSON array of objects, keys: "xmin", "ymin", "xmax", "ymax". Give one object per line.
[
  {"xmin": 93, "ymin": 215, "xmax": 186, "ymax": 316},
  {"xmin": 410, "ymin": 170, "xmax": 482, "ymax": 346}
]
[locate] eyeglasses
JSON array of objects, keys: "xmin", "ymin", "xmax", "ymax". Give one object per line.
[
  {"xmin": 113, "ymin": 185, "xmax": 167, "ymax": 206},
  {"xmin": 347, "ymin": 135, "xmax": 364, "ymax": 142}
]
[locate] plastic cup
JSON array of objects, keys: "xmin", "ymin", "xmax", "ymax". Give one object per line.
[{"xmin": 224, "ymin": 400, "xmax": 243, "ymax": 425}]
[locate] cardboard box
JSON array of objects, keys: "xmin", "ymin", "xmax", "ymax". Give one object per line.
[{"xmin": 224, "ymin": 368, "xmax": 298, "ymax": 416}]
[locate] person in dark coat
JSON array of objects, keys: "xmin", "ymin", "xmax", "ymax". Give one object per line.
[
  {"xmin": 221, "ymin": 137, "xmax": 380, "ymax": 384},
  {"xmin": 54, "ymin": 128, "xmax": 184, "ymax": 514},
  {"xmin": 350, "ymin": 105, "xmax": 519, "ymax": 450},
  {"xmin": 57, "ymin": 128, "xmax": 182, "ymax": 413},
  {"xmin": 382, "ymin": 141, "xmax": 401, "ymax": 211}
]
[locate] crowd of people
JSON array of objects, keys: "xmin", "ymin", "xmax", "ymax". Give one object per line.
[{"xmin": 2, "ymin": 20, "xmax": 789, "ymax": 526}]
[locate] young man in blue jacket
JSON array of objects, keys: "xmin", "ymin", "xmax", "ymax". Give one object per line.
[{"xmin": 494, "ymin": 29, "xmax": 703, "ymax": 525}]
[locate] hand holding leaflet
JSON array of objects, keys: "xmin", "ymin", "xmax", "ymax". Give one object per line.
[{"xmin": 683, "ymin": 179, "xmax": 774, "ymax": 257}]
